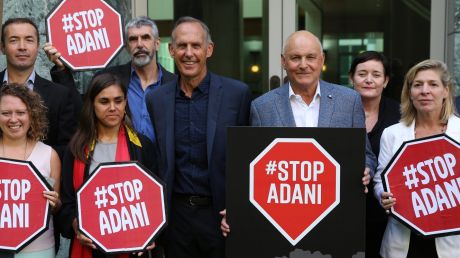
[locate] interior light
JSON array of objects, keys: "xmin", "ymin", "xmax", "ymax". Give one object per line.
[{"xmin": 251, "ymin": 64, "xmax": 260, "ymax": 73}]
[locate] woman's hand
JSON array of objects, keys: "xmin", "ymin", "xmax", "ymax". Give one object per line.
[
  {"xmin": 134, "ymin": 242, "xmax": 156, "ymax": 256},
  {"xmin": 381, "ymin": 192, "xmax": 396, "ymax": 213},
  {"xmin": 43, "ymin": 190, "xmax": 61, "ymax": 212},
  {"xmin": 73, "ymin": 219, "xmax": 96, "ymax": 249}
]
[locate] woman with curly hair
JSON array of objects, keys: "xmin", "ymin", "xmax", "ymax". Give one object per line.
[{"xmin": 0, "ymin": 83, "xmax": 61, "ymax": 258}]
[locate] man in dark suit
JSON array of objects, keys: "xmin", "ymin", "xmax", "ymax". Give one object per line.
[
  {"xmin": 146, "ymin": 16, "xmax": 251, "ymax": 258},
  {"xmin": 0, "ymin": 17, "xmax": 77, "ymax": 158},
  {"xmin": 44, "ymin": 16, "xmax": 176, "ymax": 143}
]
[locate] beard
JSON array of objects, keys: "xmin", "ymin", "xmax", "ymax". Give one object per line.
[{"xmin": 131, "ymin": 49, "xmax": 155, "ymax": 67}]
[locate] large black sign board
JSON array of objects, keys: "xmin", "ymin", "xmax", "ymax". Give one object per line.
[{"xmin": 226, "ymin": 127, "xmax": 366, "ymax": 258}]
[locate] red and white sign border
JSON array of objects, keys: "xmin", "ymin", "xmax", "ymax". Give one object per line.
[
  {"xmin": 0, "ymin": 157, "xmax": 52, "ymax": 252},
  {"xmin": 249, "ymin": 138, "xmax": 341, "ymax": 246},
  {"xmin": 45, "ymin": 0, "xmax": 125, "ymax": 71},
  {"xmin": 76, "ymin": 161, "xmax": 167, "ymax": 253},
  {"xmin": 382, "ymin": 134, "xmax": 460, "ymax": 237}
]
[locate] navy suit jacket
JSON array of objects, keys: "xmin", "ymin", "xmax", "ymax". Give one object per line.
[
  {"xmin": 146, "ymin": 72, "xmax": 252, "ymax": 213},
  {"xmin": 250, "ymin": 80, "xmax": 377, "ymax": 174}
]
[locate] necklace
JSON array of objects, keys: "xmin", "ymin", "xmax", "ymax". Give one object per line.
[
  {"xmin": 414, "ymin": 123, "xmax": 447, "ymax": 137},
  {"xmin": 1, "ymin": 138, "xmax": 28, "ymax": 160}
]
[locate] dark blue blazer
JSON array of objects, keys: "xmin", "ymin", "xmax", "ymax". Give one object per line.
[{"xmin": 146, "ymin": 72, "xmax": 252, "ymax": 214}]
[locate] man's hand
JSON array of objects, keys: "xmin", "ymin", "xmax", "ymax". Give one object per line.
[
  {"xmin": 362, "ymin": 167, "xmax": 371, "ymax": 193},
  {"xmin": 220, "ymin": 209, "xmax": 230, "ymax": 237},
  {"xmin": 43, "ymin": 42, "xmax": 65, "ymax": 70}
]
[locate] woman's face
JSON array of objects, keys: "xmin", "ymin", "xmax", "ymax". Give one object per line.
[
  {"xmin": 94, "ymin": 85, "xmax": 127, "ymax": 129},
  {"xmin": 0, "ymin": 95, "xmax": 30, "ymax": 140},
  {"xmin": 410, "ymin": 69, "xmax": 448, "ymax": 115},
  {"xmin": 350, "ymin": 60, "xmax": 388, "ymax": 100}
]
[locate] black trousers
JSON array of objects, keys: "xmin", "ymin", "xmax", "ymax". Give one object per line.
[{"xmin": 164, "ymin": 196, "xmax": 224, "ymax": 258}]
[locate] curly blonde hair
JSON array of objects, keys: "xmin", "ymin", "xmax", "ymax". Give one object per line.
[{"xmin": 0, "ymin": 83, "xmax": 48, "ymax": 141}]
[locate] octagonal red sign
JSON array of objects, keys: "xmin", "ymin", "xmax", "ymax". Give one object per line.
[
  {"xmin": 46, "ymin": 0, "xmax": 124, "ymax": 70},
  {"xmin": 77, "ymin": 162, "xmax": 166, "ymax": 253},
  {"xmin": 250, "ymin": 138, "xmax": 340, "ymax": 245},
  {"xmin": 0, "ymin": 158, "xmax": 51, "ymax": 251},
  {"xmin": 382, "ymin": 134, "xmax": 460, "ymax": 237}
]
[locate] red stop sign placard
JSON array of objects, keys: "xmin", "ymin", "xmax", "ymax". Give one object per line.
[
  {"xmin": 0, "ymin": 158, "xmax": 51, "ymax": 251},
  {"xmin": 250, "ymin": 138, "xmax": 340, "ymax": 245},
  {"xmin": 382, "ymin": 134, "xmax": 460, "ymax": 237},
  {"xmin": 46, "ymin": 0, "xmax": 124, "ymax": 70},
  {"xmin": 77, "ymin": 162, "xmax": 166, "ymax": 253}
]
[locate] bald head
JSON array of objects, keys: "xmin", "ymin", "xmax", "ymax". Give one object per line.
[
  {"xmin": 281, "ymin": 30, "xmax": 325, "ymax": 91},
  {"xmin": 283, "ymin": 30, "xmax": 323, "ymax": 55}
]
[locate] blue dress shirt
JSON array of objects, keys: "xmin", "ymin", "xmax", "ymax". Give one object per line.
[{"xmin": 127, "ymin": 65, "xmax": 163, "ymax": 142}]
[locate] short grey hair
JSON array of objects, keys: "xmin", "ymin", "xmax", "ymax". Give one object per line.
[
  {"xmin": 171, "ymin": 16, "xmax": 212, "ymax": 45},
  {"xmin": 125, "ymin": 16, "xmax": 159, "ymax": 39}
]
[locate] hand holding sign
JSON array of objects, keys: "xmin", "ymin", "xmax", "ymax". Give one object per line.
[
  {"xmin": 46, "ymin": 0, "xmax": 124, "ymax": 70},
  {"xmin": 380, "ymin": 192, "xmax": 396, "ymax": 211},
  {"xmin": 0, "ymin": 159, "xmax": 51, "ymax": 252},
  {"xmin": 77, "ymin": 162, "xmax": 166, "ymax": 253},
  {"xmin": 382, "ymin": 134, "xmax": 460, "ymax": 237},
  {"xmin": 43, "ymin": 42, "xmax": 65, "ymax": 70}
]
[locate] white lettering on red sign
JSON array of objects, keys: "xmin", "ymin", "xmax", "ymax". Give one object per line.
[
  {"xmin": 401, "ymin": 153, "xmax": 460, "ymax": 218},
  {"xmin": 0, "ymin": 179, "xmax": 31, "ymax": 228},
  {"xmin": 93, "ymin": 179, "xmax": 150, "ymax": 235},
  {"xmin": 61, "ymin": 9, "xmax": 111, "ymax": 56},
  {"xmin": 265, "ymin": 160, "xmax": 323, "ymax": 204}
]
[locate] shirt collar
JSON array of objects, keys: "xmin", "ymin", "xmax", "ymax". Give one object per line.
[
  {"xmin": 288, "ymin": 81, "xmax": 321, "ymax": 99},
  {"xmin": 130, "ymin": 63, "xmax": 164, "ymax": 85},
  {"xmin": 176, "ymin": 72, "xmax": 210, "ymax": 96},
  {"xmin": 3, "ymin": 69, "xmax": 36, "ymax": 90}
]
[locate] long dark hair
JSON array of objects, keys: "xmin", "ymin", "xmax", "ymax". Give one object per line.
[{"xmin": 69, "ymin": 73, "xmax": 134, "ymax": 162}]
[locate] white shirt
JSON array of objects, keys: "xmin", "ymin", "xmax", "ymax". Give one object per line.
[{"xmin": 289, "ymin": 81, "xmax": 321, "ymax": 127}]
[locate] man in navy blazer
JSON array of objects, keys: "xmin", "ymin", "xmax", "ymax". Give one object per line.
[{"xmin": 146, "ymin": 17, "xmax": 251, "ymax": 258}]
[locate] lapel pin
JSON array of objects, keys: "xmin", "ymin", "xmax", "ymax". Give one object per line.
[{"xmin": 327, "ymin": 94, "xmax": 332, "ymax": 99}]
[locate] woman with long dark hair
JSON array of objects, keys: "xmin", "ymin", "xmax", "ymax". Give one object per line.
[{"xmin": 60, "ymin": 73, "xmax": 157, "ymax": 258}]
